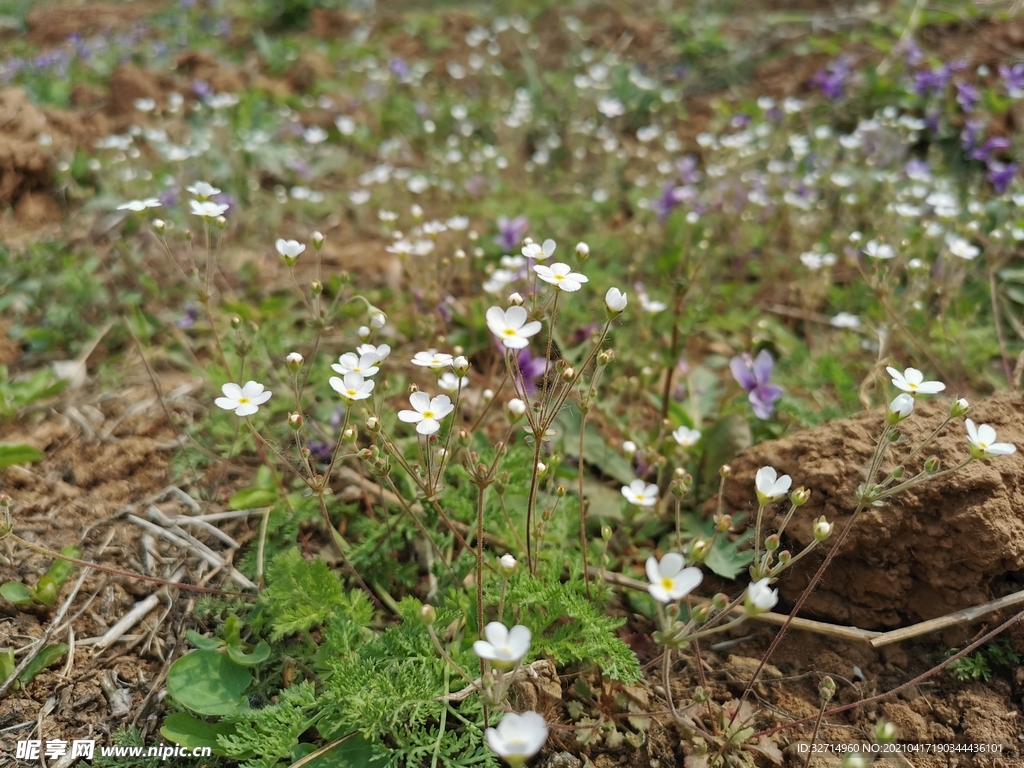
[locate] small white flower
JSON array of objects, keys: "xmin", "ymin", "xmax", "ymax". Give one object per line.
[
  {"xmin": 754, "ymin": 466, "xmax": 791, "ymax": 505},
  {"xmin": 335, "ymin": 115, "xmax": 356, "ymax": 135},
  {"xmin": 485, "ymin": 711, "xmax": 548, "ymax": 762},
  {"xmin": 438, "ymin": 371, "xmax": 469, "ymax": 392},
  {"xmin": 672, "ymin": 426, "xmax": 701, "ymax": 447},
  {"xmin": 133, "ymin": 97, "xmax": 156, "ymax": 112},
  {"xmin": 398, "ymin": 392, "xmax": 454, "ymax": 435},
  {"xmin": 508, "ymin": 291, "xmax": 525, "ymax": 306},
  {"xmin": 329, "ymin": 372, "xmax": 375, "ymax": 402},
  {"xmin": 411, "ymin": 350, "xmax": 454, "ymax": 369},
  {"xmin": 498, "ymin": 553, "xmax": 518, "ymax": 575},
  {"xmin": 965, "ymin": 419, "xmax": 1016, "ymax": 458},
  {"xmin": 622, "ymin": 479, "xmax": 658, "ymax": 507},
  {"xmin": 189, "ymin": 200, "xmax": 229, "ymax": 218},
  {"xmin": 117, "ymin": 198, "xmax": 162, "ymax": 212},
  {"xmin": 814, "ymin": 518, "xmax": 833, "ymax": 540},
  {"xmin": 605, "ymin": 287, "xmax": 627, "ymax": 313},
  {"xmin": 946, "ymin": 234, "xmax": 980, "ymax": 261},
  {"xmin": 275, "ymin": 239, "xmax": 306, "ymax": 259},
  {"xmin": 597, "ymin": 97, "xmax": 625, "ymax": 118},
  {"xmin": 829, "ymin": 312, "xmax": 861, "ymax": 329},
  {"xmin": 369, "ymin": 309, "xmax": 386, "ymax": 329},
  {"xmin": 332, "ymin": 352, "xmax": 380, "ymax": 377},
  {"xmin": 639, "ymin": 293, "xmax": 667, "ymax": 313},
  {"xmin": 215, "ymin": 381, "xmax": 272, "ymax": 417},
  {"xmin": 507, "ymin": 398, "xmax": 527, "ymax": 416},
  {"xmin": 303, "ymin": 125, "xmax": 328, "ymax": 145},
  {"xmin": 522, "ymin": 239, "xmax": 556, "ymax": 261},
  {"xmin": 486, "ymin": 306, "xmax": 543, "ymax": 349},
  {"xmin": 645, "ymin": 553, "xmax": 703, "ymax": 603},
  {"xmin": 746, "ymin": 578, "xmax": 778, "ymax": 613},
  {"xmin": 356, "ymin": 343, "xmax": 391, "ymax": 363},
  {"xmin": 534, "ymin": 262, "xmax": 588, "ymax": 292},
  {"xmin": 864, "ymin": 240, "xmax": 895, "ymax": 259},
  {"xmin": 186, "ymin": 181, "xmax": 221, "ymax": 199},
  {"xmin": 886, "ymin": 366, "xmax": 945, "ymax": 395},
  {"xmin": 473, "ymin": 621, "xmax": 531, "ymax": 667},
  {"xmin": 888, "ymin": 393, "xmax": 915, "ymax": 422},
  {"xmin": 622, "ymin": 440, "xmax": 637, "ymax": 454}
]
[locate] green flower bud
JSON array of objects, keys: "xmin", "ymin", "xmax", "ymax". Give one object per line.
[
  {"xmin": 419, "ymin": 604, "xmax": 436, "ymax": 625},
  {"xmin": 287, "ymin": 412, "xmax": 303, "ymax": 430},
  {"xmin": 875, "ymin": 719, "xmax": 897, "ymax": 743},
  {"xmin": 819, "ymin": 676, "xmax": 836, "ymax": 703},
  {"xmin": 924, "ymin": 456, "xmax": 940, "ymax": 474},
  {"xmin": 790, "ymin": 487, "xmax": 811, "ymax": 506}
]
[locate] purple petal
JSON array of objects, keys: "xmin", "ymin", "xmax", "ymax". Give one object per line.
[
  {"xmin": 751, "ymin": 350, "xmax": 775, "ymax": 385},
  {"xmin": 730, "ymin": 356, "xmax": 756, "ymax": 391}
]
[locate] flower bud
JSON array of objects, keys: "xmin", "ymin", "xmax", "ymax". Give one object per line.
[
  {"xmin": 690, "ymin": 537, "xmax": 712, "ymax": 562},
  {"xmin": 535, "ymin": 461, "xmax": 547, "ymax": 477},
  {"xmin": 311, "ymin": 280, "xmax": 323, "ymax": 296},
  {"xmin": 690, "ymin": 604, "xmax": 710, "ymax": 625},
  {"xmin": 764, "ymin": 534, "xmax": 780, "ymax": 552},
  {"xmin": 561, "ymin": 366, "xmax": 576, "ymax": 381},
  {"xmin": 777, "ymin": 550, "xmax": 791, "ymax": 566},
  {"xmin": 456, "ymin": 428, "xmax": 471, "ymax": 448},
  {"xmin": 288, "ymin": 412, "xmax": 304, "ymax": 430},
  {"xmin": 482, "ymin": 388, "xmax": 494, "ymax": 403},
  {"xmin": 358, "ymin": 325, "xmax": 370, "ymax": 338},
  {"xmin": 891, "ymin": 465, "xmax": 904, "ymax": 478},
  {"xmin": 714, "ymin": 513, "xmax": 732, "ymax": 533},
  {"xmin": 0, "ymin": 494, "xmax": 11, "ymax": 507},
  {"xmin": 842, "ymin": 755, "xmax": 868, "ymax": 768},
  {"xmin": 152, "ymin": 219, "xmax": 166, "ymax": 235},
  {"xmin": 343, "ymin": 427, "xmax": 358, "ymax": 443},
  {"xmin": 365, "ymin": 416, "xmax": 380, "ymax": 432},
  {"xmin": 508, "ymin": 291, "xmax": 524, "ymax": 306},
  {"xmin": 597, "ymin": 349, "xmax": 614, "ymax": 365},
  {"xmin": 495, "ymin": 472, "xmax": 509, "ymax": 494},
  {"xmin": 507, "ymin": 398, "xmax": 526, "ymax": 419},
  {"xmin": 419, "ymin": 604, "xmax": 436, "ymax": 625},
  {"xmin": 575, "ymin": 241, "xmax": 590, "ymax": 260},
  {"xmin": 693, "ymin": 686, "xmax": 710, "ymax": 704},
  {"xmin": 819, "ymin": 676, "xmax": 836, "ymax": 703},
  {"xmin": 311, "ymin": 230, "xmax": 325, "ymax": 249},
  {"xmin": 950, "ymin": 397, "xmax": 970, "ymax": 417},
  {"xmin": 285, "ymin": 352, "xmax": 304, "ymax": 372},
  {"xmin": 230, "ymin": 315, "xmax": 242, "ymax": 329},
  {"xmin": 719, "ymin": 464, "xmax": 732, "ymax": 478},
  {"xmin": 369, "ymin": 308, "xmax": 386, "ymax": 328},
  {"xmin": 670, "ymin": 478, "xmax": 687, "ymax": 499},
  {"xmin": 888, "ymin": 393, "xmax": 915, "ymax": 425},
  {"xmin": 601, "ymin": 525, "xmax": 613, "ymax": 541},
  {"xmin": 556, "ymin": 485, "xmax": 566, "ymax": 497},
  {"xmin": 813, "ymin": 516, "xmax": 833, "ymax": 541},
  {"xmin": 604, "ymin": 287, "xmax": 627, "ymax": 316},
  {"xmin": 215, "ymin": 215, "xmax": 227, "ymax": 229},
  {"xmin": 499, "ymin": 553, "xmax": 517, "ymax": 575},
  {"xmin": 185, "ymin": 229, "xmax": 194, "ymax": 241},
  {"xmin": 790, "ymin": 487, "xmax": 810, "ymax": 506},
  {"xmin": 875, "ymin": 719, "xmax": 897, "ymax": 743},
  {"xmin": 711, "ymin": 593, "xmax": 729, "ymax": 611},
  {"xmin": 924, "ymin": 456, "xmax": 940, "ymax": 474}
]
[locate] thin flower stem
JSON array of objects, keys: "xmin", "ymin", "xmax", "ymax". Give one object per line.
[
  {"xmin": 476, "ymin": 483, "xmax": 486, "ymax": 635},
  {"xmin": 662, "ymin": 647, "xmax": 678, "ymax": 718},
  {"xmin": 577, "ymin": 407, "xmax": 591, "ymax": 599},
  {"xmin": 752, "ymin": 503, "xmax": 766, "ymax": 572}
]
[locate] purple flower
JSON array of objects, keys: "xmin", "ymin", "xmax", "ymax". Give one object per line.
[
  {"xmin": 904, "ymin": 158, "xmax": 930, "ymax": 180},
  {"xmin": 192, "ymin": 79, "xmax": 212, "ymax": 98},
  {"xmin": 1000, "ymin": 63, "xmax": 1024, "ymax": 97},
  {"xmin": 902, "ymin": 37, "xmax": 924, "ymax": 67},
  {"xmin": 987, "ymin": 160, "xmax": 1017, "ymax": 194},
  {"xmin": 730, "ymin": 350, "xmax": 784, "ymax": 420},
  {"xmin": 969, "ymin": 136, "xmax": 1011, "ymax": 163},
  {"xmin": 175, "ymin": 303, "xmax": 200, "ymax": 329},
  {"xmin": 955, "ymin": 81, "xmax": 979, "ymax": 112},
  {"xmin": 494, "ymin": 215, "xmax": 529, "ymax": 251},
  {"xmin": 514, "ymin": 348, "xmax": 550, "ymax": 397},
  {"xmin": 676, "ymin": 155, "xmax": 701, "ymax": 185},
  {"xmin": 961, "ymin": 118, "xmax": 985, "ymax": 153},
  {"xmin": 813, "ymin": 56, "xmax": 852, "ymax": 101},
  {"xmin": 390, "ymin": 57, "xmax": 410, "ymax": 81}
]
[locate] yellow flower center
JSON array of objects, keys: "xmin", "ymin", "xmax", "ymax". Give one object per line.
[
  {"xmin": 422, "ymin": 410, "xmax": 435, "ymax": 419},
  {"xmin": 661, "ymin": 577, "xmax": 674, "ymax": 591},
  {"xmin": 238, "ymin": 397, "xmax": 251, "ymax": 405},
  {"xmin": 504, "ymin": 328, "xmax": 517, "ymax": 336}
]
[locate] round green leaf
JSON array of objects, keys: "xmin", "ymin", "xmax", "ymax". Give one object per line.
[{"xmin": 166, "ymin": 650, "xmax": 252, "ymax": 716}]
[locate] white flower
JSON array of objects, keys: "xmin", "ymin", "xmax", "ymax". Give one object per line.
[
  {"xmin": 746, "ymin": 578, "xmax": 778, "ymax": 613},
  {"xmin": 473, "ymin": 621, "xmax": 531, "ymax": 668},
  {"xmin": 355, "ymin": 343, "xmax": 390, "ymax": 363},
  {"xmin": 605, "ymin": 287, "xmax": 627, "ymax": 313},
  {"xmin": 522, "ymin": 238, "xmax": 556, "ymax": 261},
  {"xmin": 597, "ymin": 97, "xmax": 625, "ymax": 118},
  {"xmin": 645, "ymin": 553, "xmax": 703, "ymax": 603},
  {"xmin": 446, "ymin": 216, "xmax": 469, "ymax": 230},
  {"xmin": 438, "ymin": 371, "xmax": 469, "ymax": 392},
  {"xmin": 864, "ymin": 240, "xmax": 895, "ymax": 259},
  {"xmin": 369, "ymin": 309, "xmax": 386, "ymax": 329},
  {"xmin": 754, "ymin": 466, "xmax": 791, "ymax": 505},
  {"xmin": 507, "ymin": 398, "xmax": 527, "ymax": 416},
  {"xmin": 133, "ymin": 97, "xmax": 156, "ymax": 112},
  {"xmin": 411, "ymin": 350, "xmax": 454, "ymax": 369},
  {"xmin": 215, "ymin": 381, "xmax": 272, "ymax": 417},
  {"xmin": 886, "ymin": 366, "xmax": 945, "ymax": 395},
  {"xmin": 534, "ymin": 262, "xmax": 588, "ymax": 292},
  {"xmin": 275, "ymin": 239, "xmax": 306, "ymax": 260},
  {"xmin": 672, "ymin": 426, "xmax": 701, "ymax": 447},
  {"xmin": 329, "ymin": 372, "xmax": 375, "ymax": 402},
  {"xmin": 117, "ymin": 198, "xmax": 162, "ymax": 212},
  {"xmin": 965, "ymin": 419, "xmax": 1016, "ymax": 458},
  {"xmin": 498, "ymin": 553, "xmax": 518, "ymax": 575},
  {"xmin": 398, "ymin": 392, "xmax": 454, "ymax": 435},
  {"xmin": 622, "ymin": 440, "xmax": 637, "ymax": 454},
  {"xmin": 187, "ymin": 181, "xmax": 221, "ymax": 199},
  {"xmin": 303, "ymin": 125, "xmax": 328, "ymax": 144},
  {"xmin": 485, "ymin": 711, "xmax": 548, "ymax": 762},
  {"xmin": 335, "ymin": 115, "xmax": 356, "ymax": 135},
  {"xmin": 332, "ymin": 352, "xmax": 380, "ymax": 377},
  {"xmin": 622, "ymin": 479, "xmax": 658, "ymax": 507},
  {"xmin": 946, "ymin": 234, "xmax": 980, "ymax": 261},
  {"xmin": 888, "ymin": 393, "xmax": 915, "ymax": 423},
  {"xmin": 814, "ymin": 518, "xmax": 833, "ymax": 540},
  {"xmin": 486, "ymin": 306, "xmax": 543, "ymax": 349},
  {"xmin": 639, "ymin": 293, "xmax": 667, "ymax": 313},
  {"xmin": 189, "ymin": 200, "xmax": 229, "ymax": 218},
  {"xmin": 829, "ymin": 312, "xmax": 861, "ymax": 329}
]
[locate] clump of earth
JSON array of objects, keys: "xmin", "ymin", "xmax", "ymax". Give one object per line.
[{"xmin": 720, "ymin": 392, "xmax": 1024, "ymax": 628}]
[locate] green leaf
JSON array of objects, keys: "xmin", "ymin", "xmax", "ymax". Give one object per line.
[
  {"xmin": 44, "ymin": 546, "xmax": 80, "ymax": 587},
  {"xmin": 229, "ymin": 488, "xmax": 278, "ymax": 510},
  {"xmin": 1, "ymin": 581, "xmax": 33, "ymax": 606},
  {"xmin": 227, "ymin": 640, "xmax": 271, "ymax": 667},
  {"xmin": 19, "ymin": 643, "xmax": 68, "ymax": 685},
  {"xmin": 185, "ymin": 630, "xmax": 225, "ymax": 651},
  {"xmin": 166, "ymin": 650, "xmax": 252, "ymax": 716},
  {"xmin": 0, "ymin": 648, "xmax": 15, "ymax": 685},
  {"xmin": 555, "ymin": 408, "xmax": 635, "ymax": 485},
  {"xmin": 303, "ymin": 735, "xmax": 386, "ymax": 768},
  {"xmin": 160, "ymin": 712, "xmax": 242, "ymax": 756},
  {"xmin": 0, "ymin": 443, "xmax": 43, "ymax": 469}
]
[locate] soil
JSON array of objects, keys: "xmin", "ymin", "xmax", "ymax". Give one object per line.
[{"xmin": 719, "ymin": 393, "xmax": 1024, "ymax": 630}]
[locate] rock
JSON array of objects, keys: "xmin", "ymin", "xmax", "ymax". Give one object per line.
[{"xmin": 719, "ymin": 393, "xmax": 1024, "ymax": 628}]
